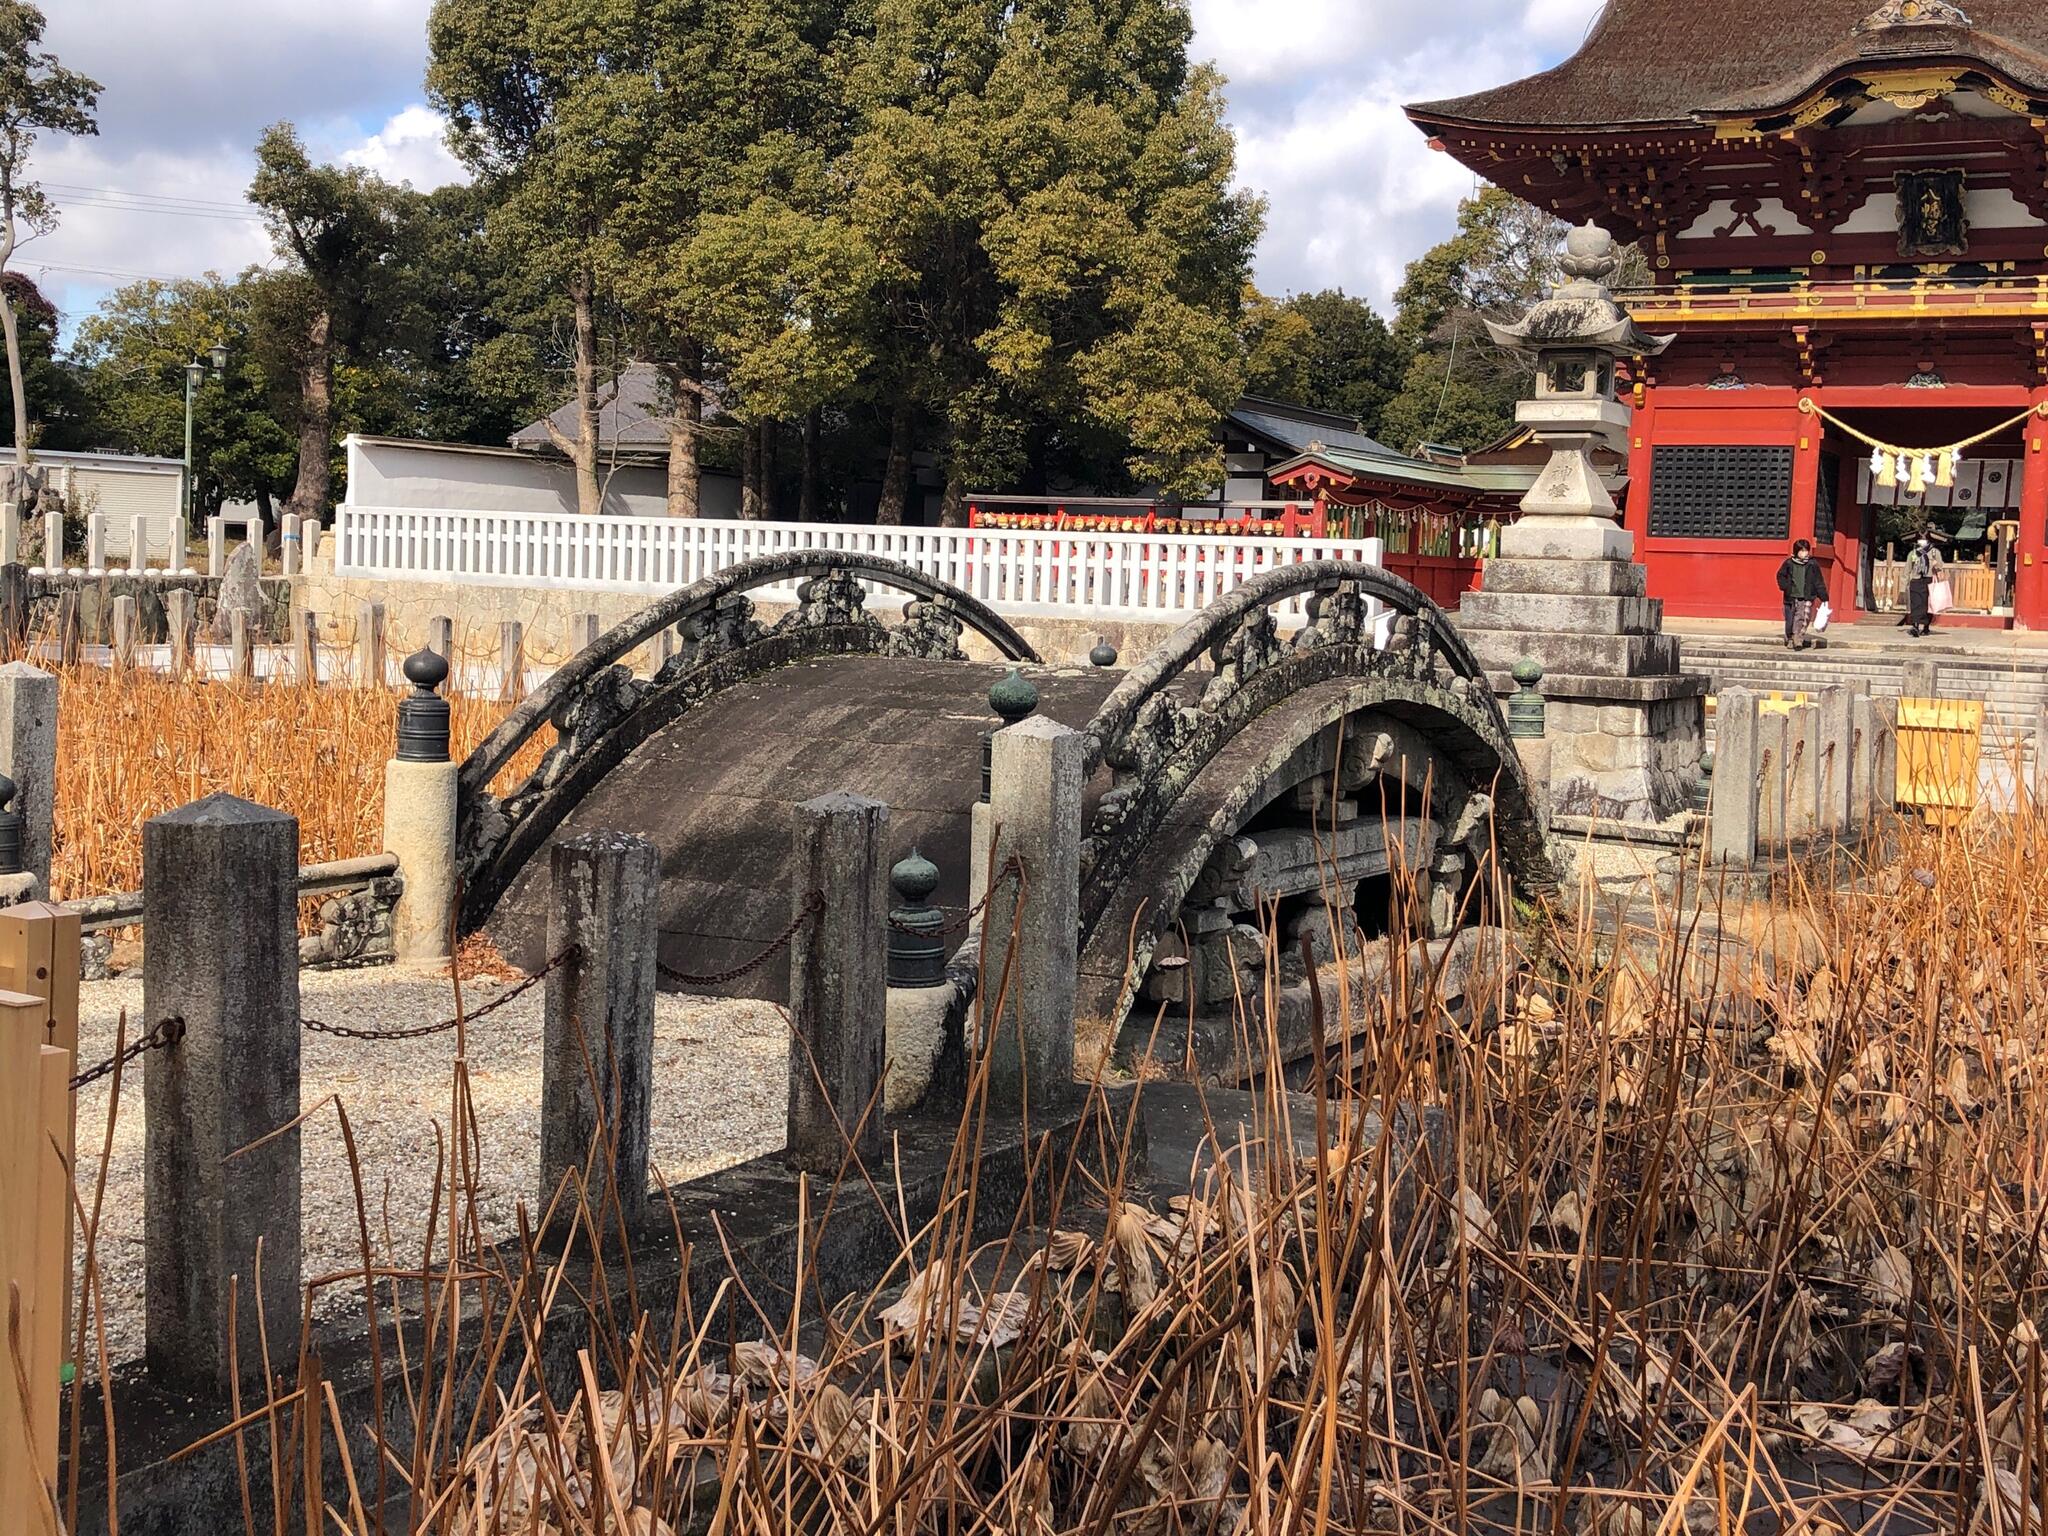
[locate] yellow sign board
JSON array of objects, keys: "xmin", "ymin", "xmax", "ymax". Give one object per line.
[{"xmin": 1896, "ymin": 696, "xmax": 1983, "ymax": 825}]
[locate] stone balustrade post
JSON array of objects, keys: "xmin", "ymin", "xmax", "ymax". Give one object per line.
[
  {"xmin": 280, "ymin": 513, "xmax": 302, "ymax": 578},
  {"xmin": 1756, "ymin": 709, "xmax": 1789, "ymax": 852},
  {"xmin": 385, "ymin": 652, "xmax": 458, "ymax": 964},
  {"xmin": 1901, "ymin": 658, "xmax": 1939, "ymax": 701},
  {"xmin": 293, "ymin": 609, "xmax": 319, "ymax": 685},
  {"xmin": 542, "ymin": 831, "xmax": 659, "ymax": 1231},
  {"xmin": 55, "ymin": 590, "xmax": 79, "ymax": 667},
  {"xmin": 981, "ymin": 715, "xmax": 1083, "ymax": 1110},
  {"xmin": 787, "ymin": 792, "xmax": 889, "ymax": 1174},
  {"xmin": 0, "ymin": 664, "xmax": 56, "ymax": 898},
  {"xmin": 110, "ymin": 595, "xmax": 136, "ymax": 672},
  {"xmin": 0, "ymin": 564, "xmax": 24, "ymax": 657},
  {"xmin": 499, "ymin": 620, "xmax": 525, "ymax": 703},
  {"xmin": 39, "ymin": 509, "xmax": 60, "ymax": 573},
  {"xmin": 143, "ymin": 795, "xmax": 301, "ymax": 1396},
  {"xmin": 1783, "ymin": 702, "xmax": 1820, "ymax": 843},
  {"xmin": 206, "ymin": 515, "xmax": 226, "ymax": 578},
  {"xmin": 1851, "ymin": 693, "xmax": 1880, "ymax": 830},
  {"xmin": 0, "ymin": 500, "xmax": 18, "ymax": 568},
  {"xmin": 2036, "ymin": 703, "xmax": 2048, "ymax": 811},
  {"xmin": 1709, "ymin": 688, "xmax": 1759, "ymax": 867},
  {"xmin": 1817, "ymin": 684, "xmax": 1853, "ymax": 839},
  {"xmin": 1873, "ymin": 696, "xmax": 1899, "ymax": 814},
  {"xmin": 356, "ymin": 600, "xmax": 386, "ymax": 687},
  {"xmin": 228, "ymin": 610, "xmax": 253, "ymax": 684},
  {"xmin": 166, "ymin": 589, "xmax": 195, "ymax": 678},
  {"xmin": 85, "ymin": 513, "xmax": 107, "ymax": 573},
  {"xmin": 128, "ymin": 514, "xmax": 151, "ymax": 573}
]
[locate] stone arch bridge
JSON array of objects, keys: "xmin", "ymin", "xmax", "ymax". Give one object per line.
[{"xmin": 460, "ymin": 550, "xmax": 1554, "ymax": 1036}]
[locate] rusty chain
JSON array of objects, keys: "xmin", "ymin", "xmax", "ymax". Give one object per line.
[
  {"xmin": 300, "ymin": 944, "xmax": 579, "ymax": 1042},
  {"xmin": 69, "ymin": 1014, "xmax": 185, "ymax": 1091},
  {"xmin": 885, "ymin": 856, "xmax": 1022, "ymax": 937},
  {"xmin": 658, "ymin": 891, "xmax": 824, "ymax": 986}
]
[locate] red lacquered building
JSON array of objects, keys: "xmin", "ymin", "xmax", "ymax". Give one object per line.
[{"xmin": 1407, "ymin": 0, "xmax": 2048, "ymax": 628}]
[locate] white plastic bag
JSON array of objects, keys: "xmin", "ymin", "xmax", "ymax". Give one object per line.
[
  {"xmin": 1811, "ymin": 601, "xmax": 1832, "ymax": 633},
  {"xmin": 1929, "ymin": 578, "xmax": 1955, "ymax": 615}
]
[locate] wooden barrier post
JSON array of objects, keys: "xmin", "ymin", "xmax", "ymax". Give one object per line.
[
  {"xmin": 787, "ymin": 792, "xmax": 889, "ymax": 1174},
  {"xmin": 294, "ymin": 609, "xmax": 319, "ymax": 687},
  {"xmin": 499, "ymin": 620, "xmax": 524, "ymax": 704},
  {"xmin": 0, "ymin": 988, "xmax": 67, "ymax": 1521},
  {"xmin": 356, "ymin": 600, "xmax": 386, "ymax": 687},
  {"xmin": 542, "ymin": 831, "xmax": 659, "ymax": 1231},
  {"xmin": 143, "ymin": 795, "xmax": 302, "ymax": 1396}
]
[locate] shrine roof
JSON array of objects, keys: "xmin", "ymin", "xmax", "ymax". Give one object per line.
[
  {"xmin": 1407, "ymin": 0, "xmax": 2048, "ymax": 131},
  {"xmin": 1267, "ymin": 444, "xmax": 1533, "ymax": 498}
]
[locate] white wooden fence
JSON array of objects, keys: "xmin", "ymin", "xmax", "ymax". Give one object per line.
[{"xmin": 331, "ymin": 505, "xmax": 1388, "ymax": 622}]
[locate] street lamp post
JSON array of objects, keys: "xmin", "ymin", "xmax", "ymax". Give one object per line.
[{"xmin": 180, "ymin": 344, "xmax": 227, "ymax": 558}]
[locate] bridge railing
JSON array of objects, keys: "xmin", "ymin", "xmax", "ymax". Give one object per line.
[{"xmin": 331, "ymin": 505, "xmax": 1386, "ymax": 622}]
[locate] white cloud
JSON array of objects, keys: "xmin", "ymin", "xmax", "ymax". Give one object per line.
[{"xmin": 337, "ymin": 105, "xmax": 468, "ymax": 190}]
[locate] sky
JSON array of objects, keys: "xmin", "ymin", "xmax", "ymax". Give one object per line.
[{"xmin": 31, "ymin": 0, "xmax": 1605, "ymax": 349}]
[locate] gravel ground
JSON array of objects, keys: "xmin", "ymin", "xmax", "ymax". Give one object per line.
[{"xmin": 69, "ymin": 965, "xmax": 790, "ymax": 1374}]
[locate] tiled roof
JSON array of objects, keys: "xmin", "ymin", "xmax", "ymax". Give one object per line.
[{"xmin": 1407, "ymin": 0, "xmax": 2048, "ymax": 129}]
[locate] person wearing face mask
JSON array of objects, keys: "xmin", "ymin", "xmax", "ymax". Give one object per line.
[
  {"xmin": 1904, "ymin": 529, "xmax": 1944, "ymax": 637},
  {"xmin": 1776, "ymin": 538, "xmax": 1827, "ymax": 650}
]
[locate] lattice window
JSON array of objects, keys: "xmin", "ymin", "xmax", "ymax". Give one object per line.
[{"xmin": 1648, "ymin": 445, "xmax": 1793, "ymax": 540}]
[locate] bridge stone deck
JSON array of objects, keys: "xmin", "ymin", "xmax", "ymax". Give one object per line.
[{"xmin": 485, "ymin": 656, "xmax": 1125, "ymax": 999}]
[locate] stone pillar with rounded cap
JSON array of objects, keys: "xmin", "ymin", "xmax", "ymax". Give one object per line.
[
  {"xmin": 1454, "ymin": 223, "xmax": 1708, "ymax": 826},
  {"xmin": 971, "ymin": 667, "xmax": 1040, "ymax": 906},
  {"xmin": 383, "ymin": 649, "xmax": 459, "ymax": 964}
]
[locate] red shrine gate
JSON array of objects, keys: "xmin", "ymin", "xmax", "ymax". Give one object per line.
[{"xmin": 1406, "ymin": 0, "xmax": 2048, "ymax": 629}]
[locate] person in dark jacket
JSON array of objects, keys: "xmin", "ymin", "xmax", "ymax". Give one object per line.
[
  {"xmin": 1903, "ymin": 530, "xmax": 1944, "ymax": 637},
  {"xmin": 1776, "ymin": 539, "xmax": 1827, "ymax": 650}
]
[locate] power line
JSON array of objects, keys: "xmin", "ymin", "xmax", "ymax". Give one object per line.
[
  {"xmin": 52, "ymin": 195, "xmax": 264, "ymax": 225},
  {"xmin": 42, "ymin": 180, "xmax": 253, "ymax": 214}
]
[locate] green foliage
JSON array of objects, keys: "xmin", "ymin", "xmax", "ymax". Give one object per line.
[
  {"xmin": 0, "ymin": 273, "xmax": 87, "ymax": 448},
  {"xmin": 1242, "ymin": 286, "xmax": 1405, "ymax": 434},
  {"xmin": 69, "ymin": 276, "xmax": 298, "ymax": 512}
]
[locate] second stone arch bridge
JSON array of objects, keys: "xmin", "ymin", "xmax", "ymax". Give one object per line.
[{"xmin": 459, "ymin": 549, "xmax": 1553, "ymax": 1046}]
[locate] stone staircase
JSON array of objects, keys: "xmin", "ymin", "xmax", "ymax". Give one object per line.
[{"xmin": 1674, "ymin": 631, "xmax": 2048, "ymax": 786}]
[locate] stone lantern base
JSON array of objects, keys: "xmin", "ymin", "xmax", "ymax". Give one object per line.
[{"xmin": 1458, "ymin": 519, "xmax": 1707, "ymax": 824}]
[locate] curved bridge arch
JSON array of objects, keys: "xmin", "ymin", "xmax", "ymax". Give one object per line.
[
  {"xmin": 1070, "ymin": 559, "xmax": 1554, "ymax": 1033},
  {"xmin": 456, "ymin": 551, "xmax": 1040, "ymax": 931}
]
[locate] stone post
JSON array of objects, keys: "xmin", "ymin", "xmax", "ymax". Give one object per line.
[
  {"xmin": 166, "ymin": 589, "xmax": 195, "ymax": 678},
  {"xmin": 1872, "ymin": 696, "xmax": 1900, "ymax": 814},
  {"xmin": 206, "ymin": 515, "xmax": 227, "ymax": 578},
  {"xmin": 981, "ymin": 716, "xmax": 1083, "ymax": 1110},
  {"xmin": 280, "ymin": 513, "xmax": 302, "ymax": 578},
  {"xmin": 542, "ymin": 832, "xmax": 659, "ymax": 1231},
  {"xmin": 1901, "ymin": 658, "xmax": 1939, "ymax": 701},
  {"xmin": 2035, "ymin": 703, "xmax": 2048, "ymax": 811},
  {"xmin": 356, "ymin": 600, "xmax": 386, "ymax": 687},
  {"xmin": 1756, "ymin": 710, "xmax": 1789, "ymax": 852},
  {"xmin": 384, "ymin": 652, "xmax": 458, "ymax": 964},
  {"xmin": 1783, "ymin": 703, "xmax": 1820, "ymax": 843},
  {"xmin": 1852, "ymin": 693, "xmax": 1880, "ymax": 830},
  {"xmin": 427, "ymin": 615, "xmax": 453, "ymax": 663},
  {"xmin": 1816, "ymin": 684, "xmax": 1853, "ymax": 839},
  {"xmin": 786, "ymin": 792, "xmax": 889, "ymax": 1174},
  {"xmin": 499, "ymin": 620, "xmax": 525, "ymax": 704},
  {"xmin": 1709, "ymin": 688, "xmax": 1759, "ymax": 867},
  {"xmin": 1425, "ymin": 848, "xmax": 1467, "ymax": 939},
  {"xmin": 110, "ymin": 595, "xmax": 136, "ymax": 672},
  {"xmin": 129, "ymin": 514, "xmax": 151, "ymax": 572},
  {"xmin": 85, "ymin": 513, "xmax": 107, "ymax": 573},
  {"xmin": 0, "ymin": 501, "xmax": 17, "ymax": 567},
  {"xmin": 577, "ymin": 612, "xmax": 600, "ymax": 652},
  {"xmin": 143, "ymin": 795, "xmax": 301, "ymax": 1396},
  {"xmin": 0, "ymin": 664, "xmax": 55, "ymax": 898},
  {"xmin": 40, "ymin": 509, "xmax": 60, "ymax": 573}
]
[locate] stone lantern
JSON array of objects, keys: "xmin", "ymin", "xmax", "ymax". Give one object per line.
[{"xmin": 1456, "ymin": 224, "xmax": 1709, "ymax": 826}]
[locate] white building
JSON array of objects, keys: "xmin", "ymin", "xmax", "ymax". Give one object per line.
[{"xmin": 38, "ymin": 449, "xmax": 185, "ymax": 559}]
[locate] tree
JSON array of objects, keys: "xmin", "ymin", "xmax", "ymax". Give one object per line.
[
  {"xmin": 246, "ymin": 123, "xmax": 415, "ymax": 521},
  {"xmin": 1379, "ymin": 186, "xmax": 1650, "ymax": 454},
  {"xmin": 846, "ymin": 0, "xmax": 1261, "ymax": 523},
  {"xmin": 429, "ymin": 0, "xmax": 652, "ymax": 516},
  {"xmin": 1242, "ymin": 286, "xmax": 1406, "ymax": 435},
  {"xmin": 0, "ymin": 1, "xmax": 97, "ymax": 472},
  {"xmin": 70, "ymin": 275, "xmax": 298, "ymax": 516},
  {"xmin": 0, "ymin": 272, "xmax": 88, "ymax": 449}
]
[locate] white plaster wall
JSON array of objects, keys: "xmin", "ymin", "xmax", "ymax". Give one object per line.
[{"xmin": 344, "ymin": 436, "xmax": 741, "ymax": 520}]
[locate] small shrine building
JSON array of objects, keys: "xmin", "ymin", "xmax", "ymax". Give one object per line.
[{"xmin": 1405, "ymin": 0, "xmax": 2048, "ymax": 626}]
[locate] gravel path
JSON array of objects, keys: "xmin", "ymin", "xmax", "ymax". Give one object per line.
[{"xmin": 69, "ymin": 966, "xmax": 790, "ymax": 1374}]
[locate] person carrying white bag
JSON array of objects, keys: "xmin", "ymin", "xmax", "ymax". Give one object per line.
[
  {"xmin": 1904, "ymin": 529, "xmax": 1945, "ymax": 638},
  {"xmin": 1776, "ymin": 538, "xmax": 1828, "ymax": 651}
]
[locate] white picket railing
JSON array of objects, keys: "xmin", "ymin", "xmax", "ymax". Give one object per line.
[{"xmin": 331, "ymin": 505, "xmax": 1388, "ymax": 622}]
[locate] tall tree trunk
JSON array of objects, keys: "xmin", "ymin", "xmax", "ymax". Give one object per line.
[
  {"xmin": 664, "ymin": 346, "xmax": 702, "ymax": 518},
  {"xmin": 0, "ymin": 203, "xmax": 27, "ymax": 470},
  {"xmin": 571, "ymin": 277, "xmax": 601, "ymax": 516},
  {"xmin": 255, "ymin": 485, "xmax": 274, "ymax": 523},
  {"xmin": 741, "ymin": 422, "xmax": 763, "ymax": 521},
  {"xmin": 876, "ymin": 397, "xmax": 913, "ymax": 525},
  {"xmin": 759, "ymin": 420, "xmax": 779, "ymax": 522},
  {"xmin": 284, "ymin": 307, "xmax": 334, "ymax": 521},
  {"xmin": 938, "ymin": 467, "xmax": 968, "ymax": 529},
  {"xmin": 799, "ymin": 407, "xmax": 822, "ymax": 522}
]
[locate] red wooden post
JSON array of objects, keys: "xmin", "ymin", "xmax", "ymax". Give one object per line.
[{"xmin": 2014, "ymin": 390, "xmax": 2048, "ymax": 630}]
